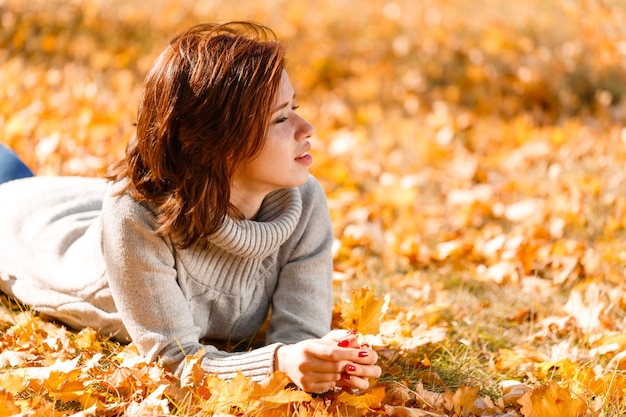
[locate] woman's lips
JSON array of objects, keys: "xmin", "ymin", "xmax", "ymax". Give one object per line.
[
  {"xmin": 295, "ymin": 152, "xmax": 313, "ymax": 165},
  {"xmin": 295, "ymin": 142, "xmax": 312, "ymax": 165}
]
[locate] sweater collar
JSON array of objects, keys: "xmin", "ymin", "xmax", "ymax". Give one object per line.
[{"xmin": 208, "ymin": 187, "xmax": 302, "ymax": 258}]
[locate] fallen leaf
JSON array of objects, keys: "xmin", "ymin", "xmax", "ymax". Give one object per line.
[
  {"xmin": 180, "ymin": 348, "xmax": 206, "ymax": 388},
  {"xmin": 381, "ymin": 381, "xmax": 415, "ymax": 406},
  {"xmin": 500, "ymin": 380, "xmax": 532, "ymax": 406},
  {"xmin": 0, "ymin": 350, "xmax": 35, "ymax": 367},
  {"xmin": 563, "ymin": 283, "xmax": 605, "ymax": 332},
  {"xmin": 125, "ymin": 384, "xmax": 170, "ymax": 416},
  {"xmin": 0, "ymin": 388, "xmax": 20, "ymax": 417},
  {"xmin": 449, "ymin": 385, "xmax": 480, "ymax": 415},
  {"xmin": 384, "ymin": 404, "xmax": 445, "ymax": 416},
  {"xmin": 335, "ymin": 385, "xmax": 386, "ymax": 410},
  {"xmin": 518, "ymin": 381, "xmax": 588, "ymax": 417}
]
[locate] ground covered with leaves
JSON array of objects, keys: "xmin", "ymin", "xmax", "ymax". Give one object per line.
[{"xmin": 2, "ymin": 0, "xmax": 626, "ymax": 415}]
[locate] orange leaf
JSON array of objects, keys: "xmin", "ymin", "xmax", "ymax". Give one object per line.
[
  {"xmin": 104, "ymin": 366, "xmax": 137, "ymax": 390},
  {"xmin": 518, "ymin": 382, "xmax": 588, "ymax": 417},
  {"xmin": 0, "ymin": 388, "xmax": 21, "ymax": 417},
  {"xmin": 384, "ymin": 405, "xmax": 446, "ymax": 416},
  {"xmin": 0, "ymin": 371, "xmax": 25, "ymax": 395},
  {"xmin": 203, "ymin": 372, "xmax": 253, "ymax": 412},
  {"xmin": 261, "ymin": 389, "xmax": 313, "ymax": 405},
  {"xmin": 446, "ymin": 384, "xmax": 479, "ymax": 415},
  {"xmin": 180, "ymin": 348, "xmax": 206, "ymax": 388},
  {"xmin": 254, "ymin": 370, "xmax": 292, "ymax": 397},
  {"xmin": 43, "ymin": 368, "xmax": 83, "ymax": 392},
  {"xmin": 335, "ymin": 385, "xmax": 386, "ymax": 410},
  {"xmin": 73, "ymin": 327, "xmax": 100, "ymax": 350},
  {"xmin": 339, "ymin": 287, "xmax": 389, "ymax": 335}
]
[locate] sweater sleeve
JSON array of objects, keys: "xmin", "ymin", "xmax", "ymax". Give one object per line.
[
  {"xmin": 100, "ymin": 184, "xmax": 280, "ymax": 381},
  {"xmin": 266, "ymin": 177, "xmax": 334, "ymax": 344}
]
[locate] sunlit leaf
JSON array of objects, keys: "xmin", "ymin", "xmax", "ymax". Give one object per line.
[
  {"xmin": 0, "ymin": 389, "xmax": 21, "ymax": 417},
  {"xmin": 335, "ymin": 386, "xmax": 386, "ymax": 410},
  {"xmin": 339, "ymin": 287, "xmax": 389, "ymax": 335},
  {"xmin": 518, "ymin": 382, "xmax": 588, "ymax": 417},
  {"xmin": 0, "ymin": 371, "xmax": 25, "ymax": 395}
]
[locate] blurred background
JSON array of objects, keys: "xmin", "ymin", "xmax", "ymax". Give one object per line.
[
  {"xmin": 5, "ymin": 1, "xmax": 626, "ymax": 407},
  {"xmin": 2, "ymin": 0, "xmax": 625, "ymax": 171},
  {"xmin": 1, "ymin": 0, "xmax": 626, "ymax": 287}
]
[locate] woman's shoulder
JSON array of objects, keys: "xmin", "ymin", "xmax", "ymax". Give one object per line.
[{"xmin": 102, "ymin": 179, "xmax": 157, "ymax": 225}]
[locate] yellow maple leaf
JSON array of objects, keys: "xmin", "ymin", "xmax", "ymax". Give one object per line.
[
  {"xmin": 180, "ymin": 348, "xmax": 206, "ymax": 388},
  {"xmin": 384, "ymin": 404, "xmax": 445, "ymax": 416},
  {"xmin": 73, "ymin": 327, "xmax": 101, "ymax": 351},
  {"xmin": 443, "ymin": 384, "xmax": 479, "ymax": 415},
  {"xmin": 43, "ymin": 368, "xmax": 83, "ymax": 393},
  {"xmin": 125, "ymin": 384, "xmax": 170, "ymax": 416},
  {"xmin": 104, "ymin": 366, "xmax": 136, "ymax": 390},
  {"xmin": 252, "ymin": 370, "xmax": 292, "ymax": 397},
  {"xmin": 203, "ymin": 372, "xmax": 253, "ymax": 413},
  {"xmin": 0, "ymin": 371, "xmax": 25, "ymax": 395},
  {"xmin": 261, "ymin": 389, "xmax": 313, "ymax": 405},
  {"xmin": 0, "ymin": 388, "xmax": 21, "ymax": 417},
  {"xmin": 518, "ymin": 382, "xmax": 588, "ymax": 417},
  {"xmin": 335, "ymin": 385, "xmax": 386, "ymax": 410},
  {"xmin": 339, "ymin": 287, "xmax": 389, "ymax": 335}
]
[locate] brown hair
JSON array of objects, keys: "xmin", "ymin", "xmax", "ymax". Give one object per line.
[{"xmin": 107, "ymin": 22, "xmax": 285, "ymax": 248}]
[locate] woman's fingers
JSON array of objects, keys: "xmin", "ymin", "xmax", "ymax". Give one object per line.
[
  {"xmin": 337, "ymin": 375, "xmax": 371, "ymax": 391},
  {"xmin": 323, "ymin": 329, "xmax": 361, "ymax": 349},
  {"xmin": 322, "ymin": 330, "xmax": 379, "ymax": 365},
  {"xmin": 318, "ymin": 343, "xmax": 379, "ymax": 366},
  {"xmin": 352, "ymin": 346, "xmax": 379, "ymax": 365},
  {"xmin": 343, "ymin": 362, "xmax": 382, "ymax": 379},
  {"xmin": 337, "ymin": 361, "xmax": 382, "ymax": 391},
  {"xmin": 276, "ymin": 342, "xmax": 345, "ymax": 391},
  {"xmin": 322, "ymin": 328, "xmax": 358, "ymax": 342},
  {"xmin": 276, "ymin": 335, "xmax": 382, "ymax": 393}
]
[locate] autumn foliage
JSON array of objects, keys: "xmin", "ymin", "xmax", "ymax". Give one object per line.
[{"xmin": 2, "ymin": 0, "xmax": 626, "ymax": 415}]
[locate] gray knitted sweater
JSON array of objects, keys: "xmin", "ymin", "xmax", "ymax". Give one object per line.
[{"xmin": 0, "ymin": 175, "xmax": 334, "ymax": 380}]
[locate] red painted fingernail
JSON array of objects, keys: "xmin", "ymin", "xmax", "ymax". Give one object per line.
[
  {"xmin": 342, "ymin": 373, "xmax": 351, "ymax": 380},
  {"xmin": 338, "ymin": 340, "xmax": 350, "ymax": 347},
  {"xmin": 358, "ymin": 351, "xmax": 369, "ymax": 358},
  {"xmin": 348, "ymin": 328, "xmax": 358, "ymax": 335},
  {"xmin": 360, "ymin": 343, "xmax": 370, "ymax": 349},
  {"xmin": 347, "ymin": 364, "xmax": 356, "ymax": 372}
]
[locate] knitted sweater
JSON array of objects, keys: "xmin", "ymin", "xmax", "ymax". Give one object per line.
[{"xmin": 0, "ymin": 175, "xmax": 334, "ymax": 380}]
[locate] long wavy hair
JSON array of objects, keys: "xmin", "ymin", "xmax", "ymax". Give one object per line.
[{"xmin": 107, "ymin": 22, "xmax": 285, "ymax": 248}]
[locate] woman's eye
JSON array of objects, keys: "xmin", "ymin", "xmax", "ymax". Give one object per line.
[{"xmin": 273, "ymin": 105, "xmax": 300, "ymax": 124}]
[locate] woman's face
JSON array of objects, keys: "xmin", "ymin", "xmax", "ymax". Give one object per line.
[{"xmin": 231, "ymin": 70, "xmax": 315, "ymax": 199}]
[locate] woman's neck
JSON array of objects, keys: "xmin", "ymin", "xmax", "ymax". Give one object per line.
[{"xmin": 229, "ymin": 188, "xmax": 267, "ymax": 220}]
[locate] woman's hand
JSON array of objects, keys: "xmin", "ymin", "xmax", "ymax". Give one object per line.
[{"xmin": 274, "ymin": 330, "xmax": 381, "ymax": 393}]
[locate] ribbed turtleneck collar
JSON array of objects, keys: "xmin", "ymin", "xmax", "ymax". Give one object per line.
[{"xmin": 208, "ymin": 187, "xmax": 302, "ymax": 259}]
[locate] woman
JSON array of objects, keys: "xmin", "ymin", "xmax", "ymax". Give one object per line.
[{"xmin": 0, "ymin": 22, "xmax": 380, "ymax": 393}]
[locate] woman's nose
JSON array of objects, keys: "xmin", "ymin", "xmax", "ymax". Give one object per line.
[{"xmin": 296, "ymin": 115, "xmax": 315, "ymax": 141}]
